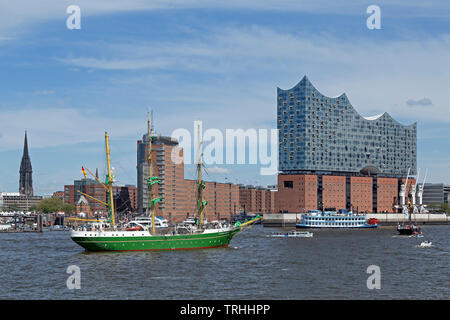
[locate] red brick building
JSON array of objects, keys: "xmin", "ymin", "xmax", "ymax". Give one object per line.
[
  {"xmin": 321, "ymin": 175, "xmax": 346, "ymax": 211},
  {"xmin": 63, "ymin": 180, "xmax": 137, "ymax": 216},
  {"xmin": 275, "ymin": 173, "xmax": 416, "ymax": 213},
  {"xmin": 137, "ymin": 135, "xmax": 275, "ymax": 223},
  {"xmin": 276, "ymin": 174, "xmax": 317, "ymax": 213},
  {"xmin": 350, "ymin": 177, "xmax": 372, "ymax": 213}
]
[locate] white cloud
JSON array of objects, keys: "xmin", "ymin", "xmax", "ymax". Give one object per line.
[
  {"xmin": 0, "ymin": 107, "xmax": 143, "ymax": 151},
  {"xmin": 56, "ymin": 57, "xmax": 172, "ymax": 70},
  {"xmin": 1, "ymin": 1, "xmax": 449, "ymax": 36},
  {"xmin": 57, "ymin": 25, "xmax": 450, "ymax": 125},
  {"xmin": 406, "ymin": 98, "xmax": 433, "ymax": 107}
]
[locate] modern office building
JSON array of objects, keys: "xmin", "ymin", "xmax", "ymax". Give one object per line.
[
  {"xmin": 422, "ymin": 183, "xmax": 450, "ymax": 206},
  {"xmin": 0, "ymin": 192, "xmax": 42, "ymax": 211},
  {"xmin": 276, "ymin": 76, "xmax": 417, "ymax": 213}
]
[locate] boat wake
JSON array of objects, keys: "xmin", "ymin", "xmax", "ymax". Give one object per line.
[
  {"xmin": 415, "ymin": 241, "xmax": 433, "ymax": 248},
  {"xmin": 392, "ymin": 235, "xmax": 412, "ymax": 238}
]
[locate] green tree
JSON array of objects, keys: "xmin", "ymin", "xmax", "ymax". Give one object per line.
[
  {"xmin": 428, "ymin": 202, "xmax": 440, "ymax": 212},
  {"xmin": 33, "ymin": 198, "xmax": 73, "ymax": 214},
  {"xmin": 440, "ymin": 203, "xmax": 449, "ymax": 214},
  {"xmin": 63, "ymin": 203, "xmax": 76, "ymax": 214}
]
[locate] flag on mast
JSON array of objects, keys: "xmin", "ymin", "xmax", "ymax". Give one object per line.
[{"xmin": 81, "ymin": 166, "xmax": 87, "ymax": 179}]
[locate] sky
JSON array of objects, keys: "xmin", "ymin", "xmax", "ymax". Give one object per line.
[{"xmin": 0, "ymin": 0, "xmax": 449, "ymax": 195}]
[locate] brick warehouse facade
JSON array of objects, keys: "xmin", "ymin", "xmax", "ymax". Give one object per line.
[
  {"xmin": 276, "ymin": 174, "xmax": 416, "ymax": 213},
  {"xmin": 275, "ymin": 76, "xmax": 418, "ymax": 214},
  {"xmin": 64, "ymin": 180, "xmax": 137, "ymax": 217},
  {"xmin": 137, "ymin": 134, "xmax": 275, "ymax": 223}
]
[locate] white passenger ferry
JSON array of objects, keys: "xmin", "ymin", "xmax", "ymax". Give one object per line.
[{"xmin": 296, "ymin": 210, "xmax": 378, "ymax": 229}]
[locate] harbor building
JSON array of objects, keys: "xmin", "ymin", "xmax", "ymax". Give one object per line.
[
  {"xmin": 0, "ymin": 192, "xmax": 42, "ymax": 211},
  {"xmin": 239, "ymin": 185, "xmax": 276, "ymax": 214},
  {"xmin": 137, "ymin": 134, "xmax": 187, "ymax": 219},
  {"xmin": 63, "ymin": 180, "xmax": 137, "ymax": 217},
  {"xmin": 52, "ymin": 191, "xmax": 64, "ymax": 201},
  {"xmin": 422, "ymin": 183, "xmax": 450, "ymax": 206},
  {"xmin": 276, "ymin": 76, "xmax": 417, "ymax": 213},
  {"xmin": 136, "ymin": 133, "xmax": 275, "ymax": 222}
]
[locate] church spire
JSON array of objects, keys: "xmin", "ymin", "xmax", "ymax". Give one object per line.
[
  {"xmin": 19, "ymin": 131, "xmax": 33, "ymax": 196},
  {"xmin": 23, "ymin": 130, "xmax": 29, "ymax": 157}
]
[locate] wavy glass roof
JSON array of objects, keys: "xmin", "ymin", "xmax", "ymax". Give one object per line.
[{"xmin": 277, "ymin": 76, "xmax": 417, "ymax": 176}]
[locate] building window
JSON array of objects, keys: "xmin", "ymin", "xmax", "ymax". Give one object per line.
[{"xmin": 284, "ymin": 181, "xmax": 293, "ymax": 188}]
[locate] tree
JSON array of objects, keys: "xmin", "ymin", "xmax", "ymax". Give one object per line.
[
  {"xmin": 427, "ymin": 202, "xmax": 440, "ymax": 212},
  {"xmin": 63, "ymin": 203, "xmax": 76, "ymax": 214},
  {"xmin": 440, "ymin": 203, "xmax": 449, "ymax": 214},
  {"xmin": 33, "ymin": 198, "xmax": 74, "ymax": 214}
]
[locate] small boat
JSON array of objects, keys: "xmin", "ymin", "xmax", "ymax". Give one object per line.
[
  {"xmin": 270, "ymin": 230, "xmax": 313, "ymax": 238},
  {"xmin": 50, "ymin": 224, "xmax": 69, "ymax": 231},
  {"xmin": 418, "ymin": 241, "xmax": 432, "ymax": 248},
  {"xmin": 410, "ymin": 232, "xmax": 424, "ymax": 238},
  {"xmin": 0, "ymin": 224, "xmax": 13, "ymax": 231},
  {"xmin": 125, "ymin": 225, "xmax": 143, "ymax": 231},
  {"xmin": 397, "ymin": 222, "xmax": 421, "ymax": 236}
]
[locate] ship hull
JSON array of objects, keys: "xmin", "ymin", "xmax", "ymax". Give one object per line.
[
  {"xmin": 71, "ymin": 228, "xmax": 240, "ymax": 252},
  {"xmin": 296, "ymin": 224, "xmax": 377, "ymax": 229},
  {"xmin": 396, "ymin": 223, "xmax": 420, "ymax": 236},
  {"xmin": 397, "ymin": 228, "xmax": 413, "ymax": 235}
]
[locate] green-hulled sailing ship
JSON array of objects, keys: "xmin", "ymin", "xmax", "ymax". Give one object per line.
[{"xmin": 70, "ymin": 116, "xmax": 261, "ymax": 252}]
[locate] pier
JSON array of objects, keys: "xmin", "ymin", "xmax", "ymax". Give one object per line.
[
  {"xmin": 0, "ymin": 213, "xmax": 44, "ymax": 232},
  {"xmin": 262, "ymin": 213, "xmax": 450, "ymax": 227}
]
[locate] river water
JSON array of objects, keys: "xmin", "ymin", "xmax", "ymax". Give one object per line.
[{"xmin": 0, "ymin": 225, "xmax": 448, "ymax": 299}]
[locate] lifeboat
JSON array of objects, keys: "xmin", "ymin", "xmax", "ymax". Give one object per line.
[
  {"xmin": 367, "ymin": 218, "xmax": 379, "ymax": 225},
  {"xmin": 126, "ymin": 226, "xmax": 143, "ymax": 231}
]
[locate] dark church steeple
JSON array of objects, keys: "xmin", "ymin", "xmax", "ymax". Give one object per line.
[{"xmin": 19, "ymin": 131, "xmax": 33, "ymax": 196}]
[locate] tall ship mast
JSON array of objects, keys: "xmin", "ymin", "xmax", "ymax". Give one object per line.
[
  {"xmin": 395, "ymin": 167, "xmax": 422, "ymax": 235},
  {"xmin": 105, "ymin": 132, "xmax": 116, "ymax": 228},
  {"xmin": 196, "ymin": 122, "xmax": 207, "ymax": 227},
  {"xmin": 70, "ymin": 118, "xmax": 262, "ymax": 252},
  {"xmin": 146, "ymin": 113, "xmax": 161, "ymax": 235}
]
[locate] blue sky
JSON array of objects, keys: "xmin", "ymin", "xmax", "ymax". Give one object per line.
[{"xmin": 0, "ymin": 0, "xmax": 449, "ymax": 195}]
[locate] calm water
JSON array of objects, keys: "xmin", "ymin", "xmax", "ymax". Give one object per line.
[{"xmin": 0, "ymin": 225, "xmax": 448, "ymax": 299}]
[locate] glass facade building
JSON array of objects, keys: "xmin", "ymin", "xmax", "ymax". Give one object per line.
[
  {"xmin": 277, "ymin": 76, "xmax": 417, "ymax": 177},
  {"xmin": 422, "ymin": 183, "xmax": 450, "ymax": 205}
]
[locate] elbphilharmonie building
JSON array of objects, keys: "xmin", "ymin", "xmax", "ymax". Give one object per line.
[
  {"xmin": 276, "ymin": 76, "xmax": 417, "ymax": 213},
  {"xmin": 277, "ymin": 76, "xmax": 416, "ymax": 176}
]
